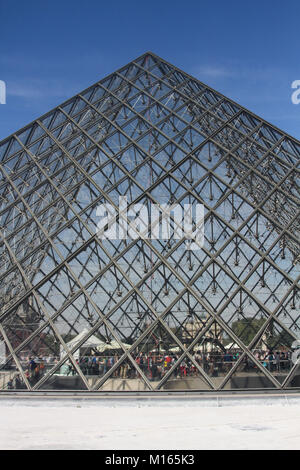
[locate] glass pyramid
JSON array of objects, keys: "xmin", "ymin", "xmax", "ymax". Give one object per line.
[{"xmin": 0, "ymin": 52, "xmax": 299, "ymax": 392}]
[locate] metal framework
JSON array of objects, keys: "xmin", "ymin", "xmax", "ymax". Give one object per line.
[{"xmin": 0, "ymin": 52, "xmax": 299, "ymax": 392}]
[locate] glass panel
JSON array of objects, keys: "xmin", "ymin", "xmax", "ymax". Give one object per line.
[{"xmin": 0, "ymin": 53, "xmax": 299, "ymax": 394}]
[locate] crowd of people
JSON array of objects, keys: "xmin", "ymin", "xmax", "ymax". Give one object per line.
[
  {"xmin": 4, "ymin": 348, "xmax": 293, "ymax": 389},
  {"xmin": 61, "ymin": 349, "xmax": 293, "ymax": 380}
]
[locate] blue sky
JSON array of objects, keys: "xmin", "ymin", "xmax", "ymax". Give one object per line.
[{"xmin": 1, "ymin": 0, "xmax": 300, "ymax": 141}]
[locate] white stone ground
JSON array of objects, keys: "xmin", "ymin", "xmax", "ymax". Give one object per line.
[{"xmin": 0, "ymin": 396, "xmax": 300, "ymax": 450}]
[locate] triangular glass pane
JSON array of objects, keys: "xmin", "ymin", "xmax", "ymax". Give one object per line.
[
  {"xmin": 130, "ymin": 322, "xmax": 184, "ymax": 357},
  {"xmin": 189, "ymin": 321, "xmax": 241, "ymax": 389},
  {"xmin": 38, "ymin": 362, "xmax": 88, "ymax": 391},
  {"xmin": 191, "ymin": 261, "xmax": 239, "ymax": 311},
  {"xmin": 129, "ymin": 322, "xmax": 193, "ymax": 390},
  {"xmin": 13, "ymin": 320, "xmax": 63, "ymax": 389},
  {"xmin": 106, "ymin": 293, "xmax": 158, "ymax": 345},
  {"xmin": 284, "ymin": 362, "xmax": 300, "ymax": 389},
  {"xmin": 220, "ymin": 290, "xmax": 270, "ymax": 347},
  {"xmin": 249, "ymin": 319, "xmax": 296, "ymax": 385},
  {"xmin": 161, "ymin": 357, "xmax": 213, "ymax": 391},
  {"xmin": 0, "ymin": 330, "xmax": 27, "ymax": 390},
  {"xmin": 162, "ymin": 291, "xmax": 211, "ymax": 345},
  {"xmin": 226, "ymin": 354, "xmax": 278, "ymax": 390}
]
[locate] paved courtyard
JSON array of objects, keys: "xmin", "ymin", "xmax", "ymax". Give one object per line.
[{"xmin": 0, "ymin": 395, "xmax": 300, "ymax": 450}]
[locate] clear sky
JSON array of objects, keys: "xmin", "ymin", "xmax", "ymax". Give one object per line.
[{"xmin": 0, "ymin": 0, "xmax": 300, "ymax": 141}]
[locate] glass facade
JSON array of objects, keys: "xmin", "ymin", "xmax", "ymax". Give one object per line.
[{"xmin": 0, "ymin": 52, "xmax": 299, "ymax": 392}]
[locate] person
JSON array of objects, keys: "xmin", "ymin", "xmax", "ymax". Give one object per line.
[
  {"xmin": 268, "ymin": 351, "xmax": 275, "ymax": 372},
  {"xmin": 98, "ymin": 357, "xmax": 105, "ymax": 376},
  {"xmin": 165, "ymin": 354, "xmax": 172, "ymax": 367},
  {"xmin": 113, "ymin": 354, "xmax": 119, "ymax": 377},
  {"xmin": 151, "ymin": 360, "xmax": 158, "ymax": 380},
  {"xmin": 7, "ymin": 379, "xmax": 13, "ymax": 390},
  {"xmin": 163, "ymin": 356, "xmax": 168, "ymax": 373},
  {"xmin": 191, "ymin": 360, "xmax": 197, "ymax": 376},
  {"xmin": 29, "ymin": 357, "xmax": 36, "ymax": 374},
  {"xmin": 139, "ymin": 353, "xmax": 144, "ymax": 374},
  {"xmin": 203, "ymin": 354, "xmax": 209, "ymax": 373},
  {"xmin": 275, "ymin": 351, "xmax": 281, "ymax": 372},
  {"xmin": 104, "ymin": 356, "xmax": 109, "ymax": 375},
  {"xmin": 180, "ymin": 360, "xmax": 187, "ymax": 377},
  {"xmin": 110, "ymin": 355, "xmax": 115, "ymax": 369},
  {"xmin": 67, "ymin": 362, "xmax": 76, "ymax": 376},
  {"xmin": 120, "ymin": 362, "xmax": 128, "ymax": 379},
  {"xmin": 224, "ymin": 351, "xmax": 232, "ymax": 372},
  {"xmin": 79, "ymin": 356, "xmax": 86, "ymax": 375},
  {"xmin": 34, "ymin": 363, "xmax": 40, "ymax": 379},
  {"xmin": 87, "ymin": 356, "xmax": 93, "ymax": 375},
  {"xmin": 46, "ymin": 355, "xmax": 52, "ymax": 365},
  {"xmin": 15, "ymin": 375, "xmax": 22, "ymax": 389},
  {"xmin": 92, "ymin": 355, "xmax": 98, "ymax": 375},
  {"xmin": 209, "ymin": 356, "xmax": 215, "ymax": 376},
  {"xmin": 39, "ymin": 359, "xmax": 45, "ymax": 375},
  {"xmin": 66, "ymin": 362, "xmax": 72, "ymax": 376},
  {"xmin": 280, "ymin": 351, "xmax": 286, "ymax": 370}
]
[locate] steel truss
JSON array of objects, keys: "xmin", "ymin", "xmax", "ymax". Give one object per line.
[{"xmin": 0, "ymin": 52, "xmax": 299, "ymax": 393}]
